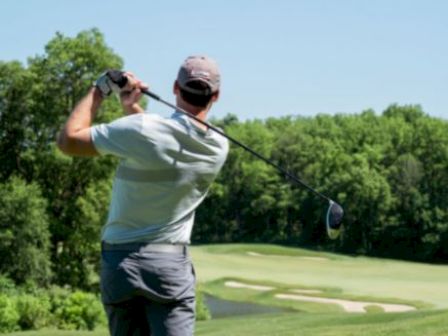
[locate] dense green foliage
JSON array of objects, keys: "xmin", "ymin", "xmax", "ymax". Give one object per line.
[
  {"xmin": 0, "ymin": 295, "xmax": 19, "ymax": 333},
  {"xmin": 0, "ymin": 281, "xmax": 106, "ymax": 332},
  {"xmin": 0, "ymin": 278, "xmax": 211, "ymax": 332},
  {"xmin": 196, "ymin": 109, "xmax": 448, "ymax": 262},
  {"xmin": 0, "ymin": 29, "xmax": 122, "ymax": 289},
  {"xmin": 0, "ymin": 177, "xmax": 51, "ymax": 286}
]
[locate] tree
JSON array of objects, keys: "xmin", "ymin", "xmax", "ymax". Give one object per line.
[
  {"xmin": 0, "ymin": 29, "xmax": 124, "ymax": 288},
  {"xmin": 0, "ymin": 177, "xmax": 51, "ymax": 286}
]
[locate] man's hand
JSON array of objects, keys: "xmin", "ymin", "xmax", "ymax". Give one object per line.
[
  {"xmin": 119, "ymin": 72, "xmax": 149, "ymax": 115},
  {"xmin": 94, "ymin": 70, "xmax": 128, "ymax": 97}
]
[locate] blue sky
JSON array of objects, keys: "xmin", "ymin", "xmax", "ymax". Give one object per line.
[{"xmin": 1, "ymin": 0, "xmax": 447, "ymax": 120}]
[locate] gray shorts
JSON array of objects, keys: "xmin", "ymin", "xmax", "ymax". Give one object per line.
[{"xmin": 100, "ymin": 242, "xmax": 196, "ymax": 336}]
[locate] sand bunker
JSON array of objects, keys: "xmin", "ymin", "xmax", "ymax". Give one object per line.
[
  {"xmin": 247, "ymin": 251, "xmax": 329, "ymax": 261},
  {"xmin": 224, "ymin": 280, "xmax": 416, "ymax": 313},
  {"xmin": 275, "ymin": 294, "xmax": 416, "ymax": 313}
]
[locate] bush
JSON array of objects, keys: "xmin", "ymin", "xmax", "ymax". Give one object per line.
[
  {"xmin": 195, "ymin": 289, "xmax": 211, "ymax": 321},
  {"xmin": 53, "ymin": 290, "xmax": 106, "ymax": 330},
  {"xmin": 0, "ymin": 294, "xmax": 19, "ymax": 332},
  {"xmin": 16, "ymin": 294, "xmax": 51, "ymax": 330},
  {"xmin": 0, "ymin": 275, "xmax": 17, "ymax": 295}
]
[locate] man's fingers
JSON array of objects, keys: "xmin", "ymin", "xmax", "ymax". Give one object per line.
[
  {"xmin": 120, "ymin": 87, "xmax": 143, "ymax": 101},
  {"xmin": 122, "ymin": 72, "xmax": 148, "ymax": 91},
  {"xmin": 130, "ymin": 88, "xmax": 142, "ymax": 100}
]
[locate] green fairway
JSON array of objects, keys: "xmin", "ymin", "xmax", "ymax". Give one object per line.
[
  {"xmin": 190, "ymin": 244, "xmax": 448, "ymax": 308},
  {"xmin": 5, "ymin": 244, "xmax": 448, "ymax": 336}
]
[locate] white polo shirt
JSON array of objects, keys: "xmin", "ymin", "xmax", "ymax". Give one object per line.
[{"xmin": 91, "ymin": 112, "xmax": 229, "ymax": 244}]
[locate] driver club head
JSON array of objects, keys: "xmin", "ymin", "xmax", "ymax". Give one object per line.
[{"xmin": 326, "ymin": 200, "xmax": 344, "ymax": 239}]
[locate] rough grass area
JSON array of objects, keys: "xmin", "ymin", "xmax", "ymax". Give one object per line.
[
  {"xmin": 6, "ymin": 311, "xmax": 448, "ymax": 336},
  {"xmin": 195, "ymin": 310, "xmax": 448, "ymax": 336}
]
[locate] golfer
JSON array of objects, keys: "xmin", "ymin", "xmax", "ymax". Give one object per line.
[{"xmin": 57, "ymin": 56, "xmax": 229, "ymax": 335}]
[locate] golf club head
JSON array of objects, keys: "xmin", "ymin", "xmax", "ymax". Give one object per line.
[{"xmin": 326, "ymin": 200, "xmax": 344, "ymax": 239}]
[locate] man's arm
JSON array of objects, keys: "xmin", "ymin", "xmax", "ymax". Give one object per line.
[
  {"xmin": 57, "ymin": 72, "xmax": 148, "ymax": 157},
  {"xmin": 57, "ymin": 87, "xmax": 102, "ymax": 157}
]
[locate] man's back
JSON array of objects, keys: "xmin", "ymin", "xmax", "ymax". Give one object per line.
[{"xmin": 92, "ymin": 111, "xmax": 228, "ymax": 244}]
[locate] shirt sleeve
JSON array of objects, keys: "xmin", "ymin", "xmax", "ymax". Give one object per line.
[{"xmin": 90, "ymin": 114, "xmax": 145, "ymax": 159}]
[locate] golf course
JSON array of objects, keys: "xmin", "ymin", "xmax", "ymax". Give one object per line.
[
  {"xmin": 1, "ymin": 1, "xmax": 448, "ymax": 335},
  {"xmin": 4, "ymin": 243, "xmax": 448, "ymax": 336}
]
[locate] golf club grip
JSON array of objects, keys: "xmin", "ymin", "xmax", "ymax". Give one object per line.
[
  {"xmin": 107, "ymin": 72, "xmax": 158, "ymax": 99},
  {"xmin": 107, "ymin": 70, "xmax": 128, "ymax": 88},
  {"xmin": 141, "ymin": 90, "xmax": 161, "ymax": 101}
]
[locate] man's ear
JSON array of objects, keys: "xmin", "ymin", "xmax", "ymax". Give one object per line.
[
  {"xmin": 173, "ymin": 81, "xmax": 180, "ymax": 94},
  {"xmin": 212, "ymin": 90, "xmax": 220, "ymax": 102}
]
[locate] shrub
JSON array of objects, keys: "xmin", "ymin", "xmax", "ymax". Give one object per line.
[
  {"xmin": 53, "ymin": 291, "xmax": 106, "ymax": 330},
  {"xmin": 0, "ymin": 276, "xmax": 16, "ymax": 295},
  {"xmin": 16, "ymin": 294, "xmax": 51, "ymax": 330},
  {"xmin": 195, "ymin": 289, "xmax": 211, "ymax": 321},
  {"xmin": 0, "ymin": 294, "xmax": 19, "ymax": 332},
  {"xmin": 47, "ymin": 285, "xmax": 71, "ymax": 314}
]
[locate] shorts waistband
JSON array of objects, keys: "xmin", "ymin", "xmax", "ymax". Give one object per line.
[{"xmin": 101, "ymin": 241, "xmax": 187, "ymax": 254}]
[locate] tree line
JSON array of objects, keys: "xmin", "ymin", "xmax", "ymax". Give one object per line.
[{"xmin": 1, "ymin": 29, "xmax": 447, "ymax": 293}]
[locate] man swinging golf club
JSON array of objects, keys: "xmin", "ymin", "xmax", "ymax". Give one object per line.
[{"xmin": 57, "ymin": 55, "xmax": 229, "ymax": 335}]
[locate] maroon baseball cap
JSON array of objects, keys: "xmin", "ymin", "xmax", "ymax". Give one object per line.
[{"xmin": 177, "ymin": 55, "xmax": 220, "ymax": 95}]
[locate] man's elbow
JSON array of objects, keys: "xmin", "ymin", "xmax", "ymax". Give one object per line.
[
  {"xmin": 56, "ymin": 129, "xmax": 98, "ymax": 157},
  {"xmin": 56, "ymin": 131, "xmax": 78, "ymax": 156},
  {"xmin": 56, "ymin": 131, "xmax": 70, "ymax": 154}
]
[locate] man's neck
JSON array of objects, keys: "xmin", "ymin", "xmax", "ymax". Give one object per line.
[{"xmin": 177, "ymin": 101, "xmax": 209, "ymax": 131}]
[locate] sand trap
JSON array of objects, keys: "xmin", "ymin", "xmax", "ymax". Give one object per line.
[
  {"xmin": 247, "ymin": 251, "xmax": 264, "ymax": 257},
  {"xmin": 225, "ymin": 281, "xmax": 274, "ymax": 291},
  {"xmin": 247, "ymin": 251, "xmax": 329, "ymax": 261},
  {"xmin": 224, "ymin": 281, "xmax": 416, "ymax": 313},
  {"xmin": 275, "ymin": 294, "xmax": 416, "ymax": 313}
]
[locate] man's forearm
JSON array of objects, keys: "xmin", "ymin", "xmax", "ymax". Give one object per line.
[
  {"xmin": 57, "ymin": 87, "xmax": 103, "ymax": 156},
  {"xmin": 64, "ymin": 87, "xmax": 103, "ymax": 134}
]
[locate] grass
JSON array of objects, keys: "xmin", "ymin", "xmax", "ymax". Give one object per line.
[
  {"xmin": 195, "ymin": 310, "xmax": 448, "ymax": 336},
  {"xmin": 5, "ymin": 243, "xmax": 448, "ymax": 335},
  {"xmin": 7, "ymin": 311, "xmax": 448, "ymax": 336},
  {"xmin": 201, "ymin": 277, "xmax": 427, "ymax": 313},
  {"xmin": 190, "ymin": 244, "xmax": 448, "ymax": 308}
]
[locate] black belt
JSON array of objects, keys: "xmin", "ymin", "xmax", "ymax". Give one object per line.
[{"xmin": 102, "ymin": 241, "xmax": 187, "ymax": 254}]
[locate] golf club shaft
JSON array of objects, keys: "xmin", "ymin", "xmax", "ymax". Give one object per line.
[{"xmin": 142, "ymin": 89, "xmax": 331, "ymax": 202}]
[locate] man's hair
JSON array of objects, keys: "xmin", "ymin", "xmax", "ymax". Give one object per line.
[{"xmin": 179, "ymin": 81, "xmax": 215, "ymax": 108}]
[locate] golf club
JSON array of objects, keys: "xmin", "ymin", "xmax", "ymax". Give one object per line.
[{"xmin": 107, "ymin": 70, "xmax": 344, "ymax": 239}]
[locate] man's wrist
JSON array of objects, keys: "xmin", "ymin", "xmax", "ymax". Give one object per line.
[{"xmin": 91, "ymin": 86, "xmax": 105, "ymax": 100}]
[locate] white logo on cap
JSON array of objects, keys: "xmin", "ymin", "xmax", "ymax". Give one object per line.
[{"xmin": 191, "ymin": 70, "xmax": 210, "ymax": 79}]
